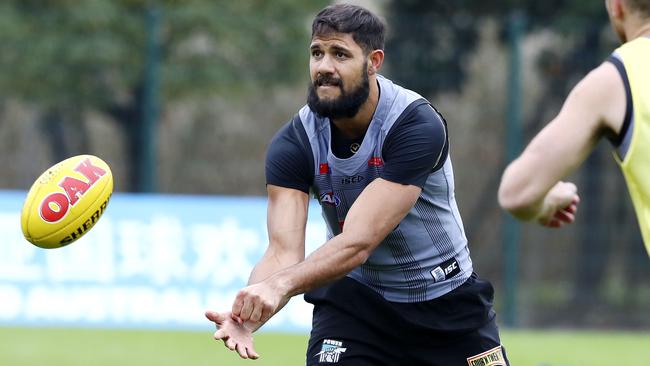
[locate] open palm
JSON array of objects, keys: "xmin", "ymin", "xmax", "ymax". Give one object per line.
[{"xmin": 205, "ymin": 310, "xmax": 260, "ymax": 360}]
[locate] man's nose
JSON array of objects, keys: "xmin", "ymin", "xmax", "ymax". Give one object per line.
[{"xmin": 316, "ymin": 54, "xmax": 336, "ymax": 75}]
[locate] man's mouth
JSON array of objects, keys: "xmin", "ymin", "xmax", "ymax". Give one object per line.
[{"xmin": 316, "ymin": 76, "xmax": 341, "ymax": 87}]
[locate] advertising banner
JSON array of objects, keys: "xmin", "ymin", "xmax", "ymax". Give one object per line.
[{"xmin": 0, "ymin": 191, "xmax": 326, "ymax": 333}]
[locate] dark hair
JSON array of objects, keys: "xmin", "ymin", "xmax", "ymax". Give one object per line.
[{"xmin": 311, "ymin": 3, "xmax": 385, "ymax": 53}]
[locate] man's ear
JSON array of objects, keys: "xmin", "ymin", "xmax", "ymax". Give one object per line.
[
  {"xmin": 610, "ymin": 0, "xmax": 624, "ymax": 18},
  {"xmin": 367, "ymin": 49, "xmax": 384, "ymax": 75}
]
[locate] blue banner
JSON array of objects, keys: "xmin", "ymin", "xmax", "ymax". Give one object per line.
[{"xmin": 0, "ymin": 191, "xmax": 326, "ymax": 333}]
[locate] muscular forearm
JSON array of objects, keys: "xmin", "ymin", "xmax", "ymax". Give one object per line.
[
  {"xmin": 266, "ymin": 180, "xmax": 419, "ymax": 297},
  {"xmin": 230, "ymin": 180, "xmax": 420, "ymax": 325},
  {"xmin": 248, "ymin": 247, "xmax": 303, "ymax": 285},
  {"xmin": 268, "ymin": 231, "xmax": 371, "ymax": 297},
  {"xmin": 238, "ymin": 247, "xmax": 302, "ymax": 332}
]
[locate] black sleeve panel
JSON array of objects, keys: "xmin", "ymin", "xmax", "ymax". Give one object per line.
[
  {"xmin": 381, "ymin": 101, "xmax": 449, "ymax": 187},
  {"xmin": 265, "ymin": 116, "xmax": 314, "ymax": 193}
]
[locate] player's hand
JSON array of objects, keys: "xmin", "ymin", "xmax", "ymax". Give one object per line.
[
  {"xmin": 538, "ymin": 181, "xmax": 580, "ymax": 228},
  {"xmin": 232, "ymin": 280, "xmax": 289, "ymax": 324},
  {"xmin": 205, "ymin": 310, "xmax": 260, "ymax": 360}
]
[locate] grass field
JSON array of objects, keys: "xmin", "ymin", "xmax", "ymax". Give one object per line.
[{"xmin": 0, "ymin": 326, "xmax": 648, "ymax": 365}]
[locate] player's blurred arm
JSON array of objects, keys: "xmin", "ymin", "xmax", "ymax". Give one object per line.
[
  {"xmin": 232, "ymin": 178, "xmax": 421, "ymax": 323},
  {"xmin": 498, "ymin": 62, "xmax": 625, "ymax": 226}
]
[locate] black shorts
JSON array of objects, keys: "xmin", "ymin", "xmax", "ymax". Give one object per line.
[{"xmin": 304, "ymin": 273, "xmax": 510, "ymax": 366}]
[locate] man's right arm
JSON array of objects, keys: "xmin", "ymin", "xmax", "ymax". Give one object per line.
[
  {"xmin": 248, "ymin": 184, "xmax": 309, "ymax": 285},
  {"xmin": 251, "ymin": 115, "xmax": 313, "ymax": 282},
  {"xmin": 205, "ymin": 119, "xmax": 312, "ymax": 359},
  {"xmin": 498, "ymin": 61, "xmax": 626, "ymax": 225}
]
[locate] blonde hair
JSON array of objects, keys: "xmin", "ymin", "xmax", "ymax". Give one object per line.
[{"xmin": 627, "ymin": 0, "xmax": 650, "ymax": 17}]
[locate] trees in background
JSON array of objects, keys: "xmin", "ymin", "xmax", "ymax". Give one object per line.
[
  {"xmin": 0, "ymin": 0, "xmax": 327, "ymax": 190},
  {"xmin": 0, "ymin": 0, "xmax": 646, "ymax": 327},
  {"xmin": 386, "ymin": 0, "xmax": 607, "ymax": 96},
  {"xmin": 386, "ymin": 0, "xmax": 649, "ymax": 328}
]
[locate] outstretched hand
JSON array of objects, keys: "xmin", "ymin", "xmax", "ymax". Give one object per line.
[
  {"xmin": 205, "ymin": 310, "xmax": 260, "ymax": 360},
  {"xmin": 206, "ymin": 279, "xmax": 291, "ymax": 360},
  {"xmin": 538, "ymin": 181, "xmax": 580, "ymax": 228}
]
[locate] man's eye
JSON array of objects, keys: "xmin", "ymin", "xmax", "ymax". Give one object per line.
[
  {"xmin": 336, "ymin": 52, "xmax": 346, "ymax": 58},
  {"xmin": 312, "ymin": 50, "xmax": 323, "ymax": 57}
]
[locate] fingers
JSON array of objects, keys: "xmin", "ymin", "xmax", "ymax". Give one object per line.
[
  {"xmin": 225, "ymin": 338, "xmax": 236, "ymax": 351},
  {"xmin": 230, "ymin": 313, "xmax": 243, "ymax": 325},
  {"xmin": 235, "ymin": 343, "xmax": 247, "ymax": 358},
  {"xmin": 233, "ymin": 289, "xmax": 269, "ymax": 322},
  {"xmin": 540, "ymin": 205, "xmax": 576, "ymax": 228},
  {"xmin": 247, "ymin": 345, "xmax": 260, "ymax": 360},
  {"xmin": 553, "ymin": 195, "xmax": 580, "ymax": 225},
  {"xmin": 564, "ymin": 204, "xmax": 576, "ymax": 215},
  {"xmin": 540, "ymin": 182, "xmax": 581, "ymax": 229},
  {"xmin": 260, "ymin": 305, "xmax": 276, "ymax": 324},
  {"xmin": 553, "ymin": 209, "xmax": 574, "ymax": 223},
  {"xmin": 207, "ymin": 307, "xmax": 261, "ymax": 360},
  {"xmin": 232, "ymin": 294, "xmax": 244, "ymax": 318},
  {"xmin": 213, "ymin": 329, "xmax": 228, "ymax": 340},
  {"xmin": 249, "ymin": 303, "xmax": 263, "ymax": 323},
  {"xmin": 238, "ymin": 294, "xmax": 255, "ymax": 321},
  {"xmin": 218, "ymin": 335, "xmax": 258, "ymax": 359},
  {"xmin": 232, "ymin": 290, "xmax": 259, "ymax": 321},
  {"xmin": 205, "ymin": 310, "xmax": 226, "ymax": 324},
  {"xmin": 572, "ymin": 195, "xmax": 580, "ymax": 205},
  {"xmin": 231, "ymin": 342, "xmax": 259, "ymax": 360}
]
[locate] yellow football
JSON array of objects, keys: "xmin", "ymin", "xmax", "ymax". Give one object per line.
[{"xmin": 20, "ymin": 155, "xmax": 113, "ymax": 249}]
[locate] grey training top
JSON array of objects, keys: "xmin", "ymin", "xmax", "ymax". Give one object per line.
[{"xmin": 266, "ymin": 75, "xmax": 473, "ymax": 303}]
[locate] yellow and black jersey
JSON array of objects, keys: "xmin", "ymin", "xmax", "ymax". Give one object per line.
[{"xmin": 608, "ymin": 35, "xmax": 650, "ymax": 255}]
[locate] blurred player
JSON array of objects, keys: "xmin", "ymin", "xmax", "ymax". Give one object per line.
[
  {"xmin": 499, "ymin": 0, "xmax": 650, "ymax": 256},
  {"xmin": 206, "ymin": 4, "xmax": 509, "ymax": 365}
]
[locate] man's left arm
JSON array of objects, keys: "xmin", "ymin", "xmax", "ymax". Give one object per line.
[{"xmin": 231, "ymin": 178, "xmax": 422, "ymax": 323}]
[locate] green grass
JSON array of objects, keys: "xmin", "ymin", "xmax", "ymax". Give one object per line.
[
  {"xmin": 0, "ymin": 327, "xmax": 648, "ymax": 365},
  {"xmin": 501, "ymin": 329, "xmax": 648, "ymax": 366}
]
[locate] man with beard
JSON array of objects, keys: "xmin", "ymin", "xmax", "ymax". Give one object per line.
[
  {"xmin": 499, "ymin": 0, "xmax": 650, "ymax": 256},
  {"xmin": 206, "ymin": 4, "xmax": 509, "ymax": 365}
]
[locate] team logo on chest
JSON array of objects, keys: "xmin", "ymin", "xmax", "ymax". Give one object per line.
[{"xmin": 350, "ymin": 142, "xmax": 360, "ymax": 154}]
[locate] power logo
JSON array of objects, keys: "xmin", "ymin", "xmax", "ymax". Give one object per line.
[
  {"xmin": 39, "ymin": 158, "xmax": 107, "ymax": 223},
  {"xmin": 315, "ymin": 339, "xmax": 347, "ymax": 363}
]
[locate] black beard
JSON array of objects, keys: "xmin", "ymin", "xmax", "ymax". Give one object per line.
[{"xmin": 307, "ymin": 68, "xmax": 370, "ymax": 119}]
